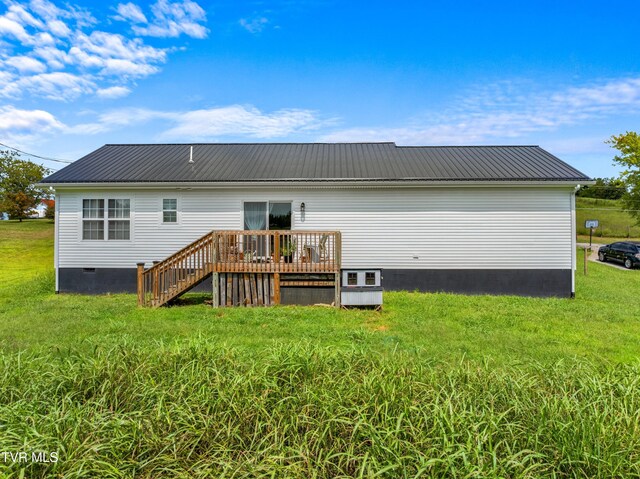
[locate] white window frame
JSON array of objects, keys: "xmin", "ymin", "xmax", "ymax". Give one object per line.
[
  {"xmin": 81, "ymin": 198, "xmax": 105, "ymax": 241},
  {"xmin": 160, "ymin": 196, "xmax": 180, "ymax": 226},
  {"xmin": 79, "ymin": 195, "xmax": 133, "ymax": 242}
]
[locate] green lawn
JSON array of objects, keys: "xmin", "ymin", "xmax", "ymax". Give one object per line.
[
  {"xmin": 2, "ymin": 219, "xmax": 640, "ymax": 363},
  {"xmin": 2, "ymin": 220, "xmax": 640, "ymax": 478}
]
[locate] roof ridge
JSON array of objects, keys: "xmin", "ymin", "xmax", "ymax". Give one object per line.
[
  {"xmin": 397, "ymin": 145, "xmax": 540, "ymax": 148},
  {"xmin": 103, "ymin": 142, "xmax": 398, "ymax": 146}
]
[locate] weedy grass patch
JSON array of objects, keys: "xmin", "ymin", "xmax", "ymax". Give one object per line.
[{"xmin": 1, "ymin": 344, "xmax": 640, "ymax": 478}]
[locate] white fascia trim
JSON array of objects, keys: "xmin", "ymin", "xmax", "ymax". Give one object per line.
[{"xmin": 40, "ymin": 180, "xmax": 592, "ymax": 190}]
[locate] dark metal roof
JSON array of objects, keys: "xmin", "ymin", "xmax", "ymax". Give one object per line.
[{"xmin": 41, "ymin": 143, "xmax": 590, "ymax": 184}]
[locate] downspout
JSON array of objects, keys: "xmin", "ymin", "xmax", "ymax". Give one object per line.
[
  {"xmin": 570, "ymin": 187, "xmax": 577, "ymax": 298},
  {"xmin": 54, "ymin": 191, "xmax": 60, "ymax": 293}
]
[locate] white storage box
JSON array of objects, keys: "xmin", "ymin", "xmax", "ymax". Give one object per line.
[{"xmin": 341, "ymin": 269, "xmax": 383, "ymax": 309}]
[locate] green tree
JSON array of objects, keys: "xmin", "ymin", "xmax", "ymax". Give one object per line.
[
  {"xmin": 0, "ymin": 150, "xmax": 50, "ymax": 222},
  {"xmin": 577, "ymin": 177, "xmax": 626, "ymax": 200},
  {"xmin": 608, "ymin": 132, "xmax": 640, "ymax": 224}
]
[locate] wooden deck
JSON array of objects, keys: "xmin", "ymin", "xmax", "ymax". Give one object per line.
[{"xmin": 138, "ymin": 230, "xmax": 341, "ymax": 307}]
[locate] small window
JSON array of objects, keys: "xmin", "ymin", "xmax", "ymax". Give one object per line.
[
  {"xmin": 82, "ymin": 199, "xmax": 104, "ymax": 240},
  {"xmin": 365, "ymin": 272, "xmax": 376, "ymax": 285},
  {"xmin": 347, "ymin": 272, "xmax": 357, "ymax": 286},
  {"xmin": 108, "ymin": 199, "xmax": 130, "ymax": 240},
  {"xmin": 163, "ymin": 199, "xmax": 177, "ymax": 223}
]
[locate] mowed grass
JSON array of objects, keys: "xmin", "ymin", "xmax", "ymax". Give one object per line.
[
  {"xmin": 1, "ymin": 220, "xmax": 640, "ymax": 363},
  {"xmin": 1, "ymin": 220, "xmax": 640, "ymax": 478}
]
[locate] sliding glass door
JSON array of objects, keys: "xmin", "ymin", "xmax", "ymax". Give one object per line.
[{"xmin": 243, "ymin": 201, "xmax": 292, "ymax": 260}]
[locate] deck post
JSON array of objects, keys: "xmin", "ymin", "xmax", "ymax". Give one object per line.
[
  {"xmin": 152, "ymin": 264, "xmax": 159, "ymax": 305},
  {"xmin": 136, "ymin": 262, "xmax": 145, "ymax": 306},
  {"xmin": 212, "ymin": 232, "xmax": 219, "ymax": 308},
  {"xmin": 274, "ymin": 272, "xmax": 281, "ymax": 305},
  {"xmin": 334, "ymin": 231, "xmax": 342, "ymax": 308}
]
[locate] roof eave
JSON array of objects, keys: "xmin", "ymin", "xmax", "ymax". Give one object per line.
[{"xmin": 38, "ymin": 178, "xmax": 593, "ymax": 189}]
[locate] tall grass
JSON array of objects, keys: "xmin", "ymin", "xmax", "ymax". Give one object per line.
[{"xmin": 1, "ymin": 342, "xmax": 639, "ymax": 478}]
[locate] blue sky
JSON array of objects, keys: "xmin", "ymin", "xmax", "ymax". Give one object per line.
[{"xmin": 0, "ymin": 0, "xmax": 639, "ymax": 177}]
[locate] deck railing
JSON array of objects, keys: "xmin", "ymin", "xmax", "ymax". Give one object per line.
[{"xmin": 212, "ymin": 230, "xmax": 341, "ymax": 273}]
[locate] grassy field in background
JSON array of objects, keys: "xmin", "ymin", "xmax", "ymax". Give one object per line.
[
  {"xmin": 1, "ymin": 219, "xmax": 640, "ymax": 478},
  {"xmin": 576, "ymin": 196, "xmax": 640, "ymax": 239}
]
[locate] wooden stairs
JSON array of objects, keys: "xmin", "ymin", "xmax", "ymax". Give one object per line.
[{"xmin": 137, "ymin": 232, "xmax": 214, "ymax": 307}]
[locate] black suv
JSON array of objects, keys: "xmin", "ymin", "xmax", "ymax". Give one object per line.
[{"xmin": 598, "ymin": 242, "xmax": 640, "ymax": 269}]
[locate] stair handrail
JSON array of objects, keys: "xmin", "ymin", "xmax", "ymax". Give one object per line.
[{"xmin": 142, "ymin": 231, "xmax": 213, "ymax": 273}]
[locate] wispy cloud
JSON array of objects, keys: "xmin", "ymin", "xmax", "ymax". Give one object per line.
[
  {"xmin": 95, "ymin": 85, "xmax": 132, "ymax": 99},
  {"xmin": 239, "ymin": 15, "xmax": 269, "ymax": 34},
  {"xmin": 67, "ymin": 104, "xmax": 333, "ymax": 139},
  {"xmin": 162, "ymin": 105, "xmax": 327, "ymax": 139},
  {"xmin": 320, "ymin": 77, "xmax": 640, "ymax": 144},
  {"xmin": 0, "ymin": 72, "xmax": 95, "ymax": 101},
  {"xmin": 114, "ymin": 0, "xmax": 208, "ymax": 39},
  {"xmin": 113, "ymin": 2, "xmax": 147, "ymax": 24}
]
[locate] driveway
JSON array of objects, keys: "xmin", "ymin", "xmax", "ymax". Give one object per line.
[{"xmin": 577, "ymin": 243, "xmax": 632, "ymax": 271}]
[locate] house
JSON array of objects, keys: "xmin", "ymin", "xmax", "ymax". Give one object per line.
[{"xmin": 40, "ymin": 142, "xmax": 591, "ymax": 306}]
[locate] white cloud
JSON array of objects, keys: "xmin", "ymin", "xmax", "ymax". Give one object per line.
[
  {"xmin": 95, "ymin": 85, "xmax": 131, "ymax": 99},
  {"xmin": 0, "ymin": 105, "xmax": 65, "ymax": 143},
  {"xmin": 0, "ymin": 0, "xmax": 203, "ymax": 101},
  {"xmin": 69, "ymin": 31, "xmax": 166, "ymax": 77},
  {"xmin": 113, "ymin": 2, "xmax": 147, "ymax": 23},
  {"xmin": 46, "ymin": 19, "xmax": 71, "ymax": 36},
  {"xmin": 0, "ymin": 15, "xmax": 31, "ymax": 42},
  {"xmin": 4, "ymin": 55, "xmax": 47, "ymax": 73},
  {"xmin": 320, "ymin": 77, "xmax": 640, "ymax": 144},
  {"xmin": 0, "ymin": 72, "xmax": 95, "ymax": 101},
  {"xmin": 239, "ymin": 16, "xmax": 269, "ymax": 34},
  {"xmin": 113, "ymin": 0, "xmax": 208, "ymax": 38}
]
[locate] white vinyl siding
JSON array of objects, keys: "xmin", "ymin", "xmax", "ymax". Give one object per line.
[{"xmin": 57, "ymin": 186, "xmax": 573, "ymax": 270}]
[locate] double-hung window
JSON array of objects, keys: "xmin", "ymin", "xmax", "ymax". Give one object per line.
[
  {"xmin": 82, "ymin": 199, "xmax": 104, "ymax": 240},
  {"xmin": 82, "ymin": 198, "xmax": 130, "ymax": 240},
  {"xmin": 163, "ymin": 199, "xmax": 177, "ymax": 223},
  {"xmin": 108, "ymin": 199, "xmax": 130, "ymax": 240}
]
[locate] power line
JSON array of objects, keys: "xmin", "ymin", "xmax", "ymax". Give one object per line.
[{"xmin": 0, "ymin": 141, "xmax": 73, "ymax": 164}]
